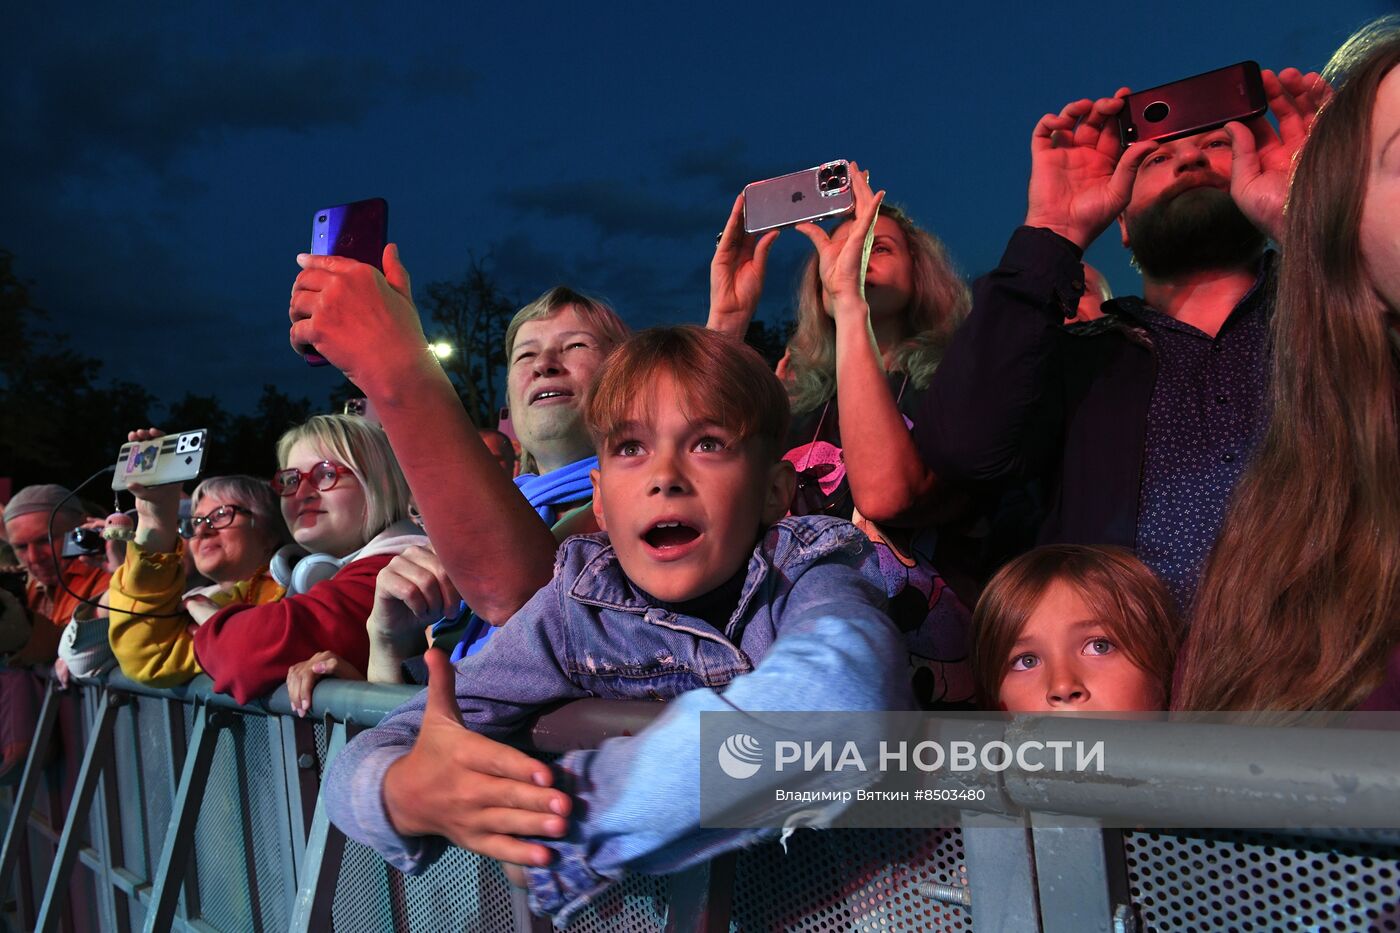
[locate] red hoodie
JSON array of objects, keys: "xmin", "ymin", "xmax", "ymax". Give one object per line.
[{"xmin": 193, "ymin": 554, "xmax": 392, "ymax": 704}]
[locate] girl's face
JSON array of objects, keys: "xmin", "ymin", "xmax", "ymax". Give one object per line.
[
  {"xmin": 1361, "ymin": 65, "xmax": 1400, "ymax": 315},
  {"xmin": 998, "ymin": 581, "xmax": 1163, "ymax": 713},
  {"xmin": 278, "ymin": 439, "xmax": 369, "ymax": 558}
]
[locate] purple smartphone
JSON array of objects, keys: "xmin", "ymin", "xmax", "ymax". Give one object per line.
[
  {"xmin": 301, "ymin": 197, "xmax": 389, "ymax": 366},
  {"xmin": 1118, "ymin": 62, "xmax": 1267, "ymax": 146}
]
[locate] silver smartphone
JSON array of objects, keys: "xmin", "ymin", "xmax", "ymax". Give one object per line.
[
  {"xmin": 111, "ymin": 430, "xmax": 208, "ymax": 491},
  {"xmin": 742, "ymin": 160, "xmax": 855, "ymax": 234}
]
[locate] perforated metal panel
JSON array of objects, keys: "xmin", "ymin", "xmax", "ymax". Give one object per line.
[
  {"xmin": 1125, "ymin": 830, "xmax": 1400, "ymax": 932},
  {"xmin": 331, "ymin": 839, "xmax": 520, "ymax": 932},
  {"xmin": 191, "ymin": 715, "xmax": 294, "ymax": 931},
  {"xmin": 312, "ymin": 719, "xmax": 328, "ymax": 781},
  {"xmin": 559, "ymin": 871, "xmax": 668, "ymax": 932},
  {"xmin": 730, "ymin": 829, "xmax": 971, "ymax": 932},
  {"xmin": 134, "ymin": 696, "xmax": 176, "ymax": 875}
]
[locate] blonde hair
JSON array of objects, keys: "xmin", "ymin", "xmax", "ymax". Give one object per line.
[
  {"xmin": 784, "ymin": 203, "xmax": 970, "ymax": 415},
  {"xmin": 504, "ymin": 286, "xmax": 629, "ymax": 362},
  {"xmin": 585, "ymin": 326, "xmax": 791, "ymax": 463},
  {"xmin": 275, "ymin": 414, "xmax": 412, "ymax": 543},
  {"xmin": 505, "ymin": 285, "xmax": 630, "ymax": 474}
]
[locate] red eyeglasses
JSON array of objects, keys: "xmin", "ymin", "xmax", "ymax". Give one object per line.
[{"xmin": 271, "ymin": 461, "xmax": 356, "ymax": 497}]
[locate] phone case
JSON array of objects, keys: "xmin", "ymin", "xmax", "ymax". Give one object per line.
[
  {"xmin": 111, "ymin": 430, "xmax": 208, "ymax": 491},
  {"xmin": 311, "ymin": 197, "xmax": 388, "ymax": 271},
  {"xmin": 1118, "ymin": 62, "xmax": 1267, "ymax": 146},
  {"xmin": 743, "ymin": 161, "xmax": 855, "ymax": 234},
  {"xmin": 304, "ymin": 198, "xmax": 389, "ymax": 365}
]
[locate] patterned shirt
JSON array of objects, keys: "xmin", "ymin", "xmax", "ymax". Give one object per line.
[{"xmin": 1125, "ymin": 259, "xmax": 1273, "ymax": 611}]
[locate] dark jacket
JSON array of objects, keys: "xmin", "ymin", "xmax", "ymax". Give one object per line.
[{"xmin": 914, "ymin": 226, "xmax": 1158, "ymax": 550}]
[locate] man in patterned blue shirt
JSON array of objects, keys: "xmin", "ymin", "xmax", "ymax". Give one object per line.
[{"xmin": 915, "ymin": 69, "xmax": 1327, "ymax": 610}]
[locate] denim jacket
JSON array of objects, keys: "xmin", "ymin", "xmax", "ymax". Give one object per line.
[{"xmin": 324, "ymin": 515, "xmax": 909, "ymax": 925}]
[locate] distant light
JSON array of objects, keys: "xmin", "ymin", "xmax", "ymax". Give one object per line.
[{"xmin": 430, "ymin": 341, "xmax": 454, "ymax": 360}]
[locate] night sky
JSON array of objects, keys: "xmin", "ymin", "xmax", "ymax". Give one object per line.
[{"xmin": 3, "ymin": 1, "xmax": 1388, "ymax": 415}]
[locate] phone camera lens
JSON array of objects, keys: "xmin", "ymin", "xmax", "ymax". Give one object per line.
[
  {"xmin": 1143, "ymin": 101, "xmax": 1170, "ymax": 123},
  {"xmin": 318, "ymin": 214, "xmax": 327, "ymax": 222}
]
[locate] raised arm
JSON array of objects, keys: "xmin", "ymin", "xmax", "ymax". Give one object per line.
[
  {"xmin": 706, "ymin": 193, "xmax": 779, "ymax": 338},
  {"xmin": 1023, "ymin": 91, "xmax": 1160, "ymax": 250},
  {"xmin": 914, "ymin": 93, "xmax": 1158, "ymax": 482},
  {"xmin": 289, "ymin": 248, "xmax": 556, "ymax": 622},
  {"xmin": 794, "ymin": 163, "xmax": 959, "ymax": 526},
  {"xmin": 106, "ymin": 428, "xmax": 203, "ymax": 686},
  {"xmin": 1224, "ymin": 67, "xmax": 1330, "ymax": 241}
]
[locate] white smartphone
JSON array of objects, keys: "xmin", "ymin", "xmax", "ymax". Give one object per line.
[
  {"xmin": 111, "ymin": 430, "xmax": 208, "ymax": 491},
  {"xmin": 742, "ymin": 160, "xmax": 855, "ymax": 234}
]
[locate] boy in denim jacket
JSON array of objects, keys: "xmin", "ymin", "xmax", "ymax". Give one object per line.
[{"xmin": 325, "ymin": 326, "xmax": 909, "ymax": 924}]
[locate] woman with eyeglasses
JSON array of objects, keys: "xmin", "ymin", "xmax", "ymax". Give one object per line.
[
  {"xmin": 108, "ymin": 414, "xmax": 427, "ymax": 703},
  {"xmin": 107, "ymin": 467, "xmax": 289, "ymax": 686}
]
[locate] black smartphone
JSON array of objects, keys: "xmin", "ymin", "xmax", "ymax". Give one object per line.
[
  {"xmin": 301, "ymin": 197, "xmax": 389, "ymax": 366},
  {"xmin": 1118, "ymin": 62, "xmax": 1267, "ymax": 146}
]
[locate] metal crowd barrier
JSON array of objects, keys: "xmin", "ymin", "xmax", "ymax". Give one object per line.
[{"xmin": 1, "ymin": 669, "xmax": 1398, "ymax": 932}]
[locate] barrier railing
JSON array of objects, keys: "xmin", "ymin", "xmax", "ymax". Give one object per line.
[{"xmin": 1, "ymin": 669, "xmax": 1398, "ymax": 932}]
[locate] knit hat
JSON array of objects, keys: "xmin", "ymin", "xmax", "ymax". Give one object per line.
[{"xmin": 3, "ymin": 485, "xmax": 81, "ymax": 526}]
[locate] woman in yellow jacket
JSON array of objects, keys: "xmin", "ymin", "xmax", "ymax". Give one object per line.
[{"xmin": 107, "ymin": 460, "xmax": 289, "ymax": 687}]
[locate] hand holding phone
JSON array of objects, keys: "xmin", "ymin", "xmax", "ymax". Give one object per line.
[
  {"xmin": 289, "ymin": 241, "xmax": 428, "ymax": 398},
  {"xmin": 708, "ymin": 192, "xmax": 781, "ymax": 337},
  {"xmin": 1117, "ymin": 62, "xmax": 1267, "ymax": 146},
  {"xmin": 112, "ymin": 429, "xmax": 208, "ymax": 491},
  {"xmin": 301, "ymin": 198, "xmax": 389, "ymax": 366},
  {"xmin": 790, "ymin": 160, "xmax": 885, "ymax": 320},
  {"xmin": 1220, "ymin": 66, "xmax": 1329, "ymax": 240},
  {"xmin": 743, "ymin": 161, "xmax": 854, "ymax": 234},
  {"xmin": 1024, "ymin": 93, "xmax": 1162, "ymax": 250}
]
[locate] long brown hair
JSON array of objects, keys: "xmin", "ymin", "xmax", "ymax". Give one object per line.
[
  {"xmin": 972, "ymin": 545, "xmax": 1182, "ymax": 710},
  {"xmin": 783, "ymin": 203, "xmax": 969, "ymax": 415},
  {"xmin": 1175, "ymin": 19, "xmax": 1400, "ymax": 711}
]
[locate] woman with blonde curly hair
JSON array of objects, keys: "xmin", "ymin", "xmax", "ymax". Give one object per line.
[{"xmin": 708, "ymin": 163, "xmax": 975, "ymax": 707}]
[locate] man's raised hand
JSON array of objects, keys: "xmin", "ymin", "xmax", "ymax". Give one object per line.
[
  {"xmin": 1225, "ymin": 68, "xmax": 1330, "ymax": 241},
  {"xmin": 1025, "ymin": 91, "xmax": 1160, "ymax": 250},
  {"xmin": 289, "ymin": 244, "xmax": 434, "ymax": 396}
]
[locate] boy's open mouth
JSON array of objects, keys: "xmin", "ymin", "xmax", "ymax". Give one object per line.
[{"xmin": 642, "ymin": 520, "xmax": 701, "ymax": 550}]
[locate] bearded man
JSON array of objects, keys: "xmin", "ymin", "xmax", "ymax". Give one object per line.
[{"xmin": 914, "ymin": 70, "xmax": 1327, "ymax": 609}]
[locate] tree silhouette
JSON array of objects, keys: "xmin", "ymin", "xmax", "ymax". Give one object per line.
[
  {"xmin": 419, "ymin": 257, "xmax": 517, "ymax": 427},
  {"xmin": 0, "ymin": 250, "xmax": 156, "ymax": 490}
]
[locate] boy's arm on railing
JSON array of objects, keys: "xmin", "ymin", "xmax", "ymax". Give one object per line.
[
  {"xmin": 524, "ymin": 547, "xmax": 909, "ymax": 925},
  {"xmin": 323, "ymin": 581, "xmax": 588, "ymax": 874}
]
